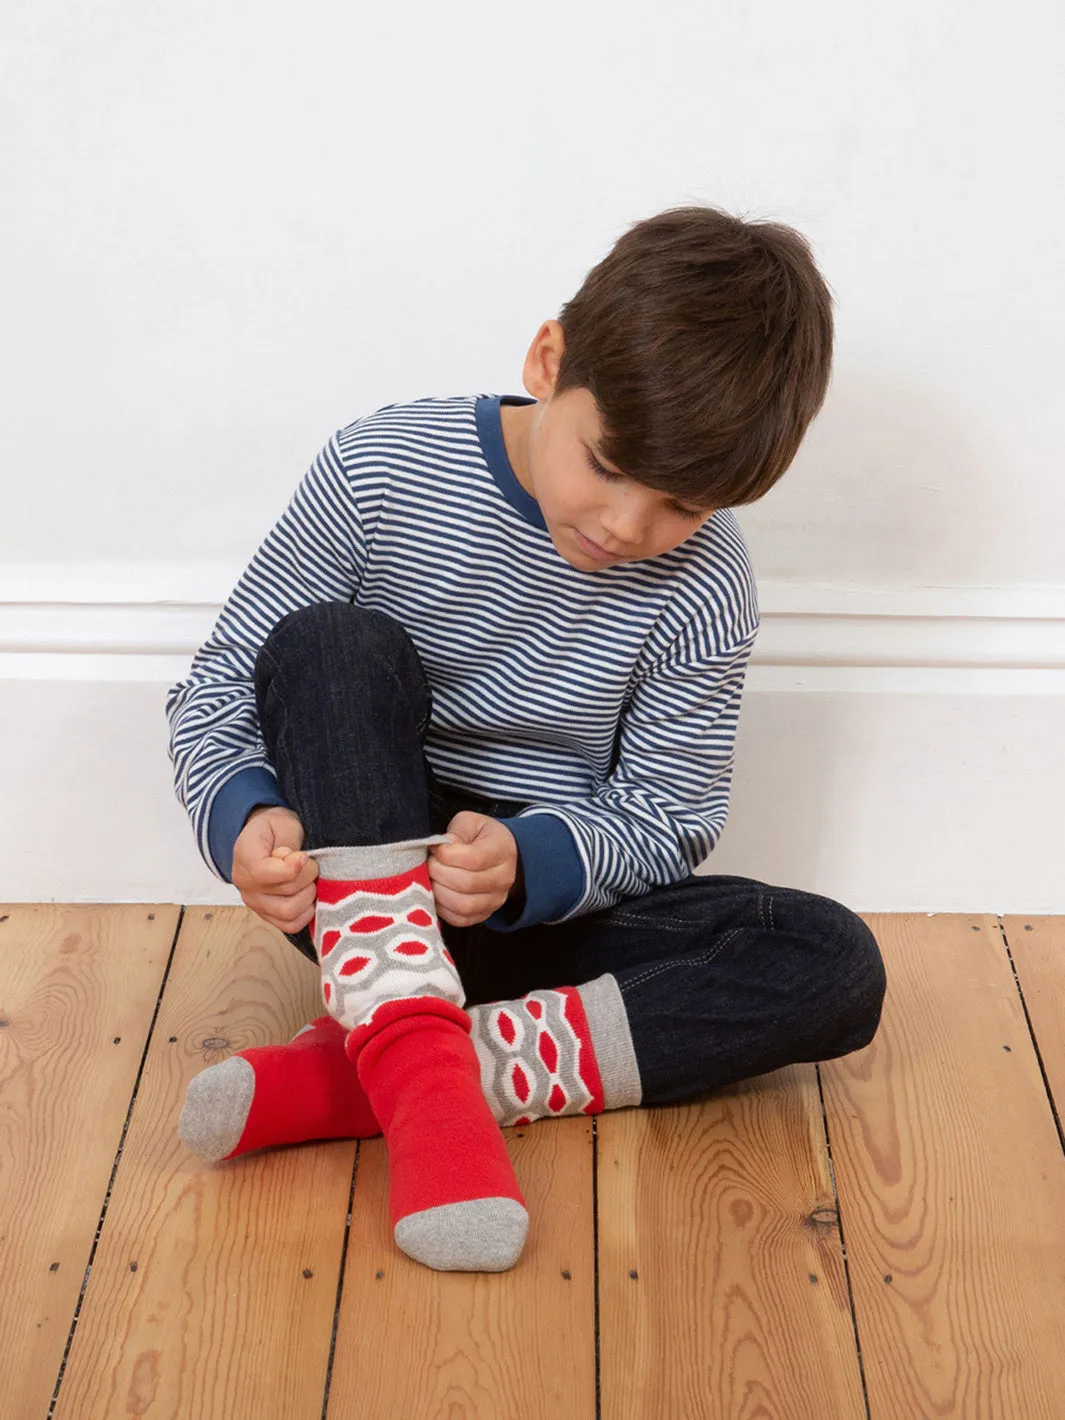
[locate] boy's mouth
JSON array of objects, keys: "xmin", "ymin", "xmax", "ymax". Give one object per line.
[{"xmin": 574, "ymin": 528, "xmax": 618, "ymax": 561}]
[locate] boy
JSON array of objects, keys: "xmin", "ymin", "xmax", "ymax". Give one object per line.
[{"xmin": 168, "ymin": 204, "xmax": 886, "ymax": 1275}]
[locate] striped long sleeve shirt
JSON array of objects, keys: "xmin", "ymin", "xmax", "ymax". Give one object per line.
[{"xmin": 165, "ymin": 393, "xmax": 761, "ymax": 932}]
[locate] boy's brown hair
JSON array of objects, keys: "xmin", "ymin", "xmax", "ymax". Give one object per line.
[{"xmin": 554, "ymin": 204, "xmax": 834, "ymax": 508}]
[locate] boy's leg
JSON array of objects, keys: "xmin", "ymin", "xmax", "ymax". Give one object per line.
[
  {"xmin": 447, "ymin": 873, "xmax": 887, "ymax": 1109},
  {"xmin": 183, "ymin": 871, "xmax": 885, "ymax": 1161},
  {"xmin": 234, "ymin": 602, "xmax": 526, "ymax": 1272}
]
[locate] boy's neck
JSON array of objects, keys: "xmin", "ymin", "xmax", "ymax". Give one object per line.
[{"xmin": 499, "ymin": 401, "xmax": 536, "ymax": 500}]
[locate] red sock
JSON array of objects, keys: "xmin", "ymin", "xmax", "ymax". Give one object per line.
[
  {"xmin": 178, "ymin": 1016, "xmax": 380, "ymax": 1164},
  {"xmin": 347, "ymin": 996, "xmax": 528, "ymax": 1271},
  {"xmin": 180, "ymin": 973, "xmax": 643, "ymax": 1167}
]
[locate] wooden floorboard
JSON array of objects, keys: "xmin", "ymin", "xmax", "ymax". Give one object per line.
[
  {"xmin": 2, "ymin": 906, "xmax": 1064, "ymax": 1418},
  {"xmin": 50, "ymin": 907, "xmax": 354, "ymax": 1420},
  {"xmin": 0, "ymin": 904, "xmax": 177, "ymax": 1420},
  {"xmin": 597, "ymin": 1065, "xmax": 866, "ymax": 1419},
  {"xmin": 327, "ymin": 1116, "xmax": 596, "ymax": 1417},
  {"xmin": 1002, "ymin": 914, "xmax": 1065, "ymax": 1133},
  {"xmin": 819, "ymin": 913, "xmax": 1065, "ymax": 1420}
]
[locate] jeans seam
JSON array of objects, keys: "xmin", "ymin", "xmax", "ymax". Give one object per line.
[
  {"xmin": 624, "ymin": 927, "xmax": 746, "ymax": 991},
  {"xmin": 607, "ymin": 911, "xmax": 697, "ymax": 933},
  {"xmin": 759, "ymin": 890, "xmax": 778, "ymax": 933}
]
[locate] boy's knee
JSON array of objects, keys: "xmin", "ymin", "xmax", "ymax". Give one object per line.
[
  {"xmin": 781, "ymin": 891, "xmax": 887, "ymax": 1054},
  {"xmin": 821, "ymin": 902, "xmax": 887, "ymax": 1053},
  {"xmin": 261, "ymin": 602, "xmax": 415, "ymax": 665}
]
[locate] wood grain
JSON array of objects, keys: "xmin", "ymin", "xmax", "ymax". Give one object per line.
[
  {"xmin": 51, "ymin": 906, "xmax": 355, "ymax": 1420},
  {"xmin": 598, "ymin": 1066, "xmax": 866, "ymax": 1420},
  {"xmin": 0, "ymin": 903, "xmax": 177, "ymax": 1420},
  {"xmin": 326, "ymin": 1114, "xmax": 596, "ymax": 1418},
  {"xmin": 820, "ymin": 913, "xmax": 1065, "ymax": 1419}
]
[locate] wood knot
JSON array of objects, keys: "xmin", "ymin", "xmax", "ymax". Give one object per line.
[
  {"xmin": 804, "ymin": 1206, "xmax": 839, "ymax": 1232},
  {"xmin": 201, "ymin": 1037, "xmax": 230, "ymax": 1051},
  {"xmin": 729, "ymin": 1198, "xmax": 754, "ymax": 1227}
]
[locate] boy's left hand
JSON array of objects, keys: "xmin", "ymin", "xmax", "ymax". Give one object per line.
[{"xmin": 428, "ymin": 812, "xmax": 521, "ymax": 927}]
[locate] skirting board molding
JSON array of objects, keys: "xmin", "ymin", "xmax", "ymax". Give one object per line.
[
  {"xmin": 0, "ymin": 564, "xmax": 1061, "ymax": 910},
  {"xmin": 1, "ymin": 562, "xmax": 1064, "ymax": 680}
]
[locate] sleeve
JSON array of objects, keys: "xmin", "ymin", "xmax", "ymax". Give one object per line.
[
  {"xmin": 165, "ymin": 434, "xmax": 366, "ymax": 883},
  {"xmin": 484, "ymin": 614, "xmax": 760, "ymax": 932}
]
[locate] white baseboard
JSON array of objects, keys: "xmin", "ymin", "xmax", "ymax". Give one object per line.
[{"xmin": 1, "ymin": 565, "xmax": 1061, "ymax": 911}]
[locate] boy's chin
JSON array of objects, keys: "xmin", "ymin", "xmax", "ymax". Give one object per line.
[{"xmin": 556, "ymin": 541, "xmax": 611, "ymax": 572}]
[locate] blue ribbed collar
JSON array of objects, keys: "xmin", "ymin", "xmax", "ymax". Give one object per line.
[{"xmin": 474, "ymin": 394, "xmax": 547, "ymax": 531}]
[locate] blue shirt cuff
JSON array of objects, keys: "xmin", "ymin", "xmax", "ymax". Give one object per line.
[
  {"xmin": 484, "ymin": 812, "xmax": 585, "ymax": 932},
  {"xmin": 207, "ymin": 766, "xmax": 289, "ymax": 882}
]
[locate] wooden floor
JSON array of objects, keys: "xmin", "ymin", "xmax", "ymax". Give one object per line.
[{"xmin": 2, "ymin": 907, "xmax": 1065, "ymax": 1419}]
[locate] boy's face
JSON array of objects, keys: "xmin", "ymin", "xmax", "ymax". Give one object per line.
[{"xmin": 504, "ymin": 322, "xmax": 716, "ymax": 571}]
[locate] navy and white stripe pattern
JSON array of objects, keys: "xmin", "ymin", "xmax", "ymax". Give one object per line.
[{"xmin": 165, "ymin": 393, "xmax": 760, "ymax": 924}]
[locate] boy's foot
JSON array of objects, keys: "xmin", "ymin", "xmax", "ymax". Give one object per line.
[
  {"xmin": 178, "ymin": 1015, "xmax": 378, "ymax": 1163},
  {"xmin": 180, "ymin": 975, "xmax": 638, "ymax": 1162},
  {"xmin": 348, "ymin": 996, "xmax": 528, "ymax": 1272}
]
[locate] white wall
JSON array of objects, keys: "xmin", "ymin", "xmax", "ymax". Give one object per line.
[{"xmin": 2, "ymin": 0, "xmax": 1062, "ymax": 910}]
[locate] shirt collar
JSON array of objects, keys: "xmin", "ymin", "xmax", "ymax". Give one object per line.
[{"xmin": 474, "ymin": 394, "xmax": 547, "ymax": 531}]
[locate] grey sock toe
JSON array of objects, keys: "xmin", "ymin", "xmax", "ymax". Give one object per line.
[
  {"xmin": 394, "ymin": 1197, "xmax": 529, "ymax": 1272},
  {"xmin": 178, "ymin": 1056, "xmax": 255, "ymax": 1163}
]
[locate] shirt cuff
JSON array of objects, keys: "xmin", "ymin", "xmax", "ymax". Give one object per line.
[
  {"xmin": 484, "ymin": 811, "xmax": 585, "ymax": 932},
  {"xmin": 207, "ymin": 765, "xmax": 289, "ymax": 882}
]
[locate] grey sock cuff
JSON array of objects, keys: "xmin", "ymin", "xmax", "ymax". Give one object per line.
[
  {"xmin": 306, "ymin": 834, "xmax": 455, "ymax": 880},
  {"xmin": 577, "ymin": 973, "xmax": 642, "ymax": 1109}
]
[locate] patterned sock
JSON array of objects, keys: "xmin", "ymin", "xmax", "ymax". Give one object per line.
[
  {"xmin": 307, "ymin": 837, "xmax": 528, "ymax": 1273},
  {"xmin": 468, "ymin": 974, "xmax": 642, "ymax": 1126},
  {"xmin": 178, "ymin": 976, "xmax": 642, "ymax": 1160}
]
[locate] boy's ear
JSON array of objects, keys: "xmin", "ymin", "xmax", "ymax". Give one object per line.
[{"xmin": 523, "ymin": 319, "xmax": 566, "ymax": 399}]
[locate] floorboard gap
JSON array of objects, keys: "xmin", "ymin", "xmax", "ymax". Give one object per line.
[
  {"xmin": 592, "ymin": 1114, "xmax": 601, "ymax": 1420},
  {"xmin": 46, "ymin": 904, "xmax": 185, "ymax": 1420},
  {"xmin": 816, "ymin": 1062, "xmax": 872, "ymax": 1420},
  {"xmin": 996, "ymin": 917, "xmax": 1065, "ymax": 1158},
  {"xmin": 320, "ymin": 1140, "xmax": 360, "ymax": 1420}
]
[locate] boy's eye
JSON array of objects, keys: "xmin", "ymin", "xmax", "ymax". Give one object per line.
[
  {"xmin": 587, "ymin": 451, "xmax": 624, "ymax": 483},
  {"xmin": 671, "ymin": 503, "xmax": 707, "ymax": 522},
  {"xmin": 586, "ymin": 451, "xmax": 705, "ymax": 522}
]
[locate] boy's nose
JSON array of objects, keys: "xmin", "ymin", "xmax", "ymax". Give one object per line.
[{"xmin": 600, "ymin": 504, "xmax": 648, "ymax": 549}]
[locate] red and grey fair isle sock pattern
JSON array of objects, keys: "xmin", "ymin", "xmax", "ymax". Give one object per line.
[
  {"xmin": 307, "ymin": 835, "xmax": 463, "ymax": 1030},
  {"xmin": 303, "ymin": 837, "xmax": 528, "ymax": 1273},
  {"xmin": 469, "ymin": 973, "xmax": 642, "ymax": 1127},
  {"xmin": 177, "ymin": 972, "xmax": 643, "ymax": 1165}
]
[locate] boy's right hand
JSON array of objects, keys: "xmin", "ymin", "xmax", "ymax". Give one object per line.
[{"xmin": 232, "ymin": 805, "xmax": 320, "ymax": 935}]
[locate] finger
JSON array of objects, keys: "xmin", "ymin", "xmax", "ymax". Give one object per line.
[
  {"xmin": 431, "ymin": 880, "xmax": 503, "ymax": 923},
  {"xmin": 255, "ymin": 882, "xmax": 318, "ymax": 929},
  {"xmin": 251, "ymin": 854, "xmax": 308, "ymax": 887},
  {"xmin": 261, "ymin": 855, "xmax": 319, "ymax": 896},
  {"xmin": 436, "ymin": 814, "xmax": 494, "ymax": 857},
  {"xmin": 433, "ymin": 840, "xmax": 497, "ymax": 873},
  {"xmin": 429, "ymin": 858, "xmax": 512, "ymax": 896},
  {"xmin": 443, "ymin": 810, "xmax": 489, "ymax": 840}
]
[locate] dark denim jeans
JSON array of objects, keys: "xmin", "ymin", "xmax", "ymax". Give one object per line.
[{"xmin": 252, "ymin": 602, "xmax": 886, "ymax": 1106}]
